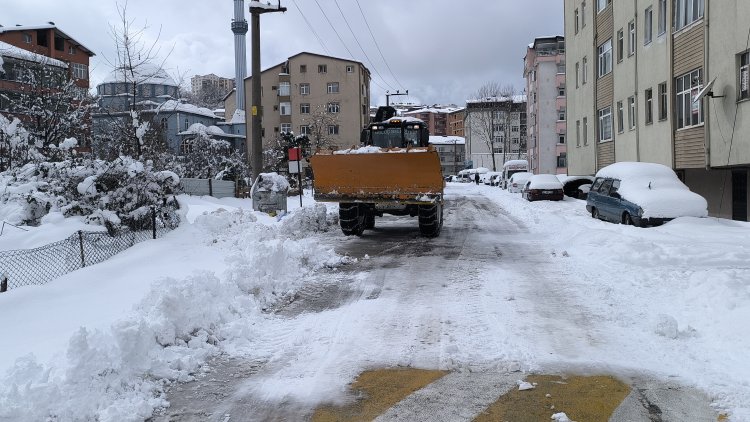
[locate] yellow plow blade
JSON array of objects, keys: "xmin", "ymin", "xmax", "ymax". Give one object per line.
[{"xmin": 310, "ymin": 149, "xmax": 444, "ymax": 204}]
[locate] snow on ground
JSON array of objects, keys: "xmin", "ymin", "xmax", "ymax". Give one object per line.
[{"xmin": 0, "ymin": 184, "xmax": 749, "ymax": 420}]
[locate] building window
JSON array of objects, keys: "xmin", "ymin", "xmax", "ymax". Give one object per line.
[
  {"xmin": 346, "ymin": 65, "xmax": 354, "ymax": 73},
  {"xmin": 558, "ymin": 109, "xmax": 566, "ymax": 121},
  {"xmin": 617, "ymin": 29, "xmax": 624, "ymax": 62},
  {"xmin": 300, "ymin": 64, "xmax": 307, "ymax": 73},
  {"xmin": 581, "ymin": 1, "xmax": 586, "ymax": 27},
  {"xmin": 71, "ymin": 63, "xmax": 88, "ymax": 80},
  {"xmin": 281, "ymin": 123, "xmax": 292, "ymax": 133},
  {"xmin": 558, "ymin": 86, "xmax": 565, "ymax": 97},
  {"xmin": 300, "ymin": 125, "xmax": 310, "ymax": 135},
  {"xmin": 68, "ymin": 46, "xmax": 76, "ymax": 55},
  {"xmin": 658, "ymin": 0, "xmax": 667, "ymax": 35},
  {"xmin": 327, "ymin": 102, "xmax": 340, "ymax": 113},
  {"xmin": 575, "ymin": 62, "xmax": 580, "ymax": 87},
  {"xmin": 576, "ymin": 120, "xmax": 581, "ymax": 146},
  {"xmin": 644, "ymin": 7, "xmax": 653, "ymax": 45},
  {"xmin": 659, "ymin": 82, "xmax": 668, "ymax": 120},
  {"xmin": 675, "ymin": 68, "xmax": 704, "ymax": 128},
  {"xmin": 278, "ymin": 81, "xmax": 290, "ymax": 96},
  {"xmin": 279, "ymin": 102, "xmax": 291, "ymax": 115},
  {"xmin": 645, "ymin": 88, "xmax": 654, "ymax": 124},
  {"xmin": 674, "ymin": 0, "xmax": 704, "ymax": 32},
  {"xmin": 318, "ymin": 64, "xmax": 327, "ymax": 73},
  {"xmin": 574, "ymin": 9, "xmax": 580, "ymax": 34},
  {"xmin": 557, "ymin": 152, "xmax": 567, "ymax": 167},
  {"xmin": 628, "ymin": 96, "xmax": 636, "ymax": 129},
  {"xmin": 598, "ymin": 38, "xmax": 612, "ymax": 77},
  {"xmin": 300, "ymin": 83, "xmax": 310, "ymax": 95},
  {"xmin": 557, "ymin": 63, "xmax": 566, "ymax": 74},
  {"xmin": 328, "ymin": 125, "xmax": 339, "ymax": 135},
  {"xmin": 22, "ymin": 33, "xmax": 32, "ymax": 43},
  {"xmin": 617, "ymin": 100, "xmax": 624, "ymax": 132},
  {"xmin": 628, "ymin": 21, "xmax": 636, "ymax": 56},
  {"xmin": 184, "ymin": 118, "xmax": 189, "ymax": 131},
  {"xmin": 327, "ymin": 82, "xmax": 339, "ymax": 94},
  {"xmin": 597, "ymin": 0, "xmax": 610, "ymax": 12},
  {"xmin": 583, "ymin": 117, "xmax": 588, "ymax": 145},
  {"xmin": 598, "ymin": 107, "xmax": 612, "ymax": 142},
  {"xmin": 740, "ymin": 51, "xmax": 750, "ymax": 100},
  {"xmin": 300, "ymin": 103, "xmax": 310, "ymax": 114},
  {"xmin": 582, "ymin": 56, "xmax": 588, "ymax": 84},
  {"xmin": 558, "ymin": 134, "xmax": 566, "ymax": 144}
]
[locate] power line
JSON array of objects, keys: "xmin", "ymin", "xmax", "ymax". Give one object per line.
[
  {"xmin": 310, "ymin": 0, "xmax": 388, "ymax": 93},
  {"xmin": 290, "ymin": 0, "xmax": 331, "ymax": 55},
  {"xmin": 354, "ymin": 0, "xmax": 407, "ymax": 92},
  {"xmin": 333, "ymin": 0, "xmax": 396, "ymax": 92}
]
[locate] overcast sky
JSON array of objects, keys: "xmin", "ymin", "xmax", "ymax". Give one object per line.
[{"xmin": 2, "ymin": 0, "xmax": 563, "ymax": 107}]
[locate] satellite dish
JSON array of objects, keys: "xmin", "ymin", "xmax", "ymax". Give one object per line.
[{"xmin": 693, "ymin": 78, "xmax": 716, "ymax": 103}]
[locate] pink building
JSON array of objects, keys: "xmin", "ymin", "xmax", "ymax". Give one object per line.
[{"xmin": 524, "ymin": 36, "xmax": 567, "ymax": 175}]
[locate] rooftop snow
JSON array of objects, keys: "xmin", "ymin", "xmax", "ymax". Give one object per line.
[
  {"xmin": 101, "ymin": 63, "xmax": 178, "ymax": 86},
  {"xmin": 178, "ymin": 122, "xmax": 244, "ymax": 138},
  {"xmin": 429, "ymin": 136, "xmax": 465, "ymax": 145},
  {"xmin": 154, "ymin": 100, "xmax": 217, "ymax": 119},
  {"xmin": 0, "ymin": 41, "xmax": 68, "ymax": 68},
  {"xmin": 466, "ymin": 94, "xmax": 527, "ymax": 104}
]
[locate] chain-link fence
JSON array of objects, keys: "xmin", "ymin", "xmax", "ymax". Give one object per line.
[{"xmin": 0, "ymin": 205, "xmax": 180, "ymax": 293}]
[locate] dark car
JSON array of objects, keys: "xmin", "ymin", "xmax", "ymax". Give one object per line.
[
  {"xmin": 522, "ymin": 174, "xmax": 565, "ymax": 201},
  {"xmin": 586, "ymin": 162, "xmax": 707, "ymax": 226},
  {"xmin": 557, "ymin": 175, "xmax": 595, "ymax": 199}
]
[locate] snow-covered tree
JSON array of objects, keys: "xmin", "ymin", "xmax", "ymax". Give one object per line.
[
  {"xmin": 468, "ymin": 82, "xmax": 517, "ymax": 171},
  {"xmin": 170, "ymin": 124, "xmax": 249, "ymax": 181}
]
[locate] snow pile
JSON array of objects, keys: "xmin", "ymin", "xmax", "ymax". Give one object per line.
[
  {"xmin": 0, "ymin": 202, "xmax": 345, "ymax": 421},
  {"xmin": 551, "ymin": 412, "xmax": 576, "ymax": 422},
  {"xmin": 334, "ymin": 146, "xmax": 383, "ymax": 154}
]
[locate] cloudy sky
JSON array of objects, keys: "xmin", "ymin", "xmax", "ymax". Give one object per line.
[{"xmin": 3, "ymin": 0, "xmax": 563, "ymax": 106}]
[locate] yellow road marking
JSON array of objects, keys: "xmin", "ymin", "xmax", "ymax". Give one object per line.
[
  {"xmin": 312, "ymin": 368, "xmax": 448, "ymax": 422},
  {"xmin": 475, "ymin": 374, "xmax": 631, "ymax": 422}
]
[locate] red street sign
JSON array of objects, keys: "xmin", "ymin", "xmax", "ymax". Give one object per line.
[{"xmin": 288, "ymin": 147, "xmax": 302, "ymax": 161}]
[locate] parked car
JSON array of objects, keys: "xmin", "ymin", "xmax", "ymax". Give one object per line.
[
  {"xmin": 557, "ymin": 175, "xmax": 596, "ymax": 199},
  {"xmin": 507, "ymin": 172, "xmax": 533, "ymax": 193},
  {"xmin": 586, "ymin": 162, "xmax": 708, "ymax": 227},
  {"xmin": 489, "ymin": 174, "xmax": 503, "ymax": 187},
  {"xmin": 481, "ymin": 171, "xmax": 503, "ymax": 186},
  {"xmin": 522, "ymin": 174, "xmax": 565, "ymax": 201}
]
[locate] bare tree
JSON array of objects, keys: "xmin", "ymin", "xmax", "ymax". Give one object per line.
[
  {"xmin": 467, "ymin": 82, "xmax": 517, "ymax": 171},
  {"xmin": 100, "ymin": 0, "xmax": 174, "ymax": 159},
  {"xmin": 301, "ymin": 104, "xmax": 340, "ymax": 151}
]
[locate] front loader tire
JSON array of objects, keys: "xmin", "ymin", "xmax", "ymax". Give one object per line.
[
  {"xmin": 418, "ymin": 203, "xmax": 443, "ymax": 237},
  {"xmin": 339, "ymin": 203, "xmax": 366, "ymax": 236}
]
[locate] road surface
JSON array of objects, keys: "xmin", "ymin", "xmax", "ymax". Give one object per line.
[{"xmin": 154, "ymin": 188, "xmax": 718, "ymax": 421}]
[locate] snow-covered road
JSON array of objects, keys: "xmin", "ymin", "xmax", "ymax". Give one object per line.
[{"xmin": 1, "ymin": 183, "xmax": 747, "ymax": 421}]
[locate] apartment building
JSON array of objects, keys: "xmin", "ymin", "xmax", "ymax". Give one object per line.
[
  {"xmin": 565, "ymin": 0, "xmax": 749, "ymax": 220},
  {"xmin": 225, "ymin": 52, "xmax": 370, "ymax": 154},
  {"xmin": 403, "ymin": 105, "xmax": 462, "ymax": 136},
  {"xmin": 464, "ymin": 96, "xmax": 527, "ymax": 170},
  {"xmin": 524, "ymin": 35, "xmax": 568, "ymax": 175},
  {"xmin": 0, "ymin": 23, "xmax": 94, "ymax": 148},
  {"xmin": 429, "ymin": 135, "xmax": 466, "ymax": 176},
  {"xmin": 447, "ymin": 108, "xmax": 465, "ymax": 137},
  {"xmin": 0, "ymin": 23, "xmax": 93, "ymax": 91},
  {"xmin": 191, "ymin": 73, "xmax": 234, "ymax": 96}
]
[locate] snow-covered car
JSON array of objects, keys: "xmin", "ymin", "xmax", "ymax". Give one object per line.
[
  {"xmin": 522, "ymin": 174, "xmax": 564, "ymax": 201},
  {"xmin": 481, "ymin": 171, "xmax": 502, "ymax": 186},
  {"xmin": 507, "ymin": 172, "xmax": 533, "ymax": 193},
  {"xmin": 586, "ymin": 162, "xmax": 708, "ymax": 226},
  {"xmin": 557, "ymin": 175, "xmax": 596, "ymax": 199}
]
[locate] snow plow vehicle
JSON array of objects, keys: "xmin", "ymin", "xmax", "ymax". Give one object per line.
[{"xmin": 309, "ymin": 106, "xmax": 444, "ymax": 237}]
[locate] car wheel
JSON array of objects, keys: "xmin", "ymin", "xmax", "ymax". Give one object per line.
[
  {"xmin": 592, "ymin": 208, "xmax": 600, "ymax": 220},
  {"xmin": 622, "ymin": 212, "xmax": 634, "ymax": 226}
]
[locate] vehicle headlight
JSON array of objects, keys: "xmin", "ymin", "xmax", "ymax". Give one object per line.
[{"xmin": 637, "ymin": 207, "xmax": 644, "ymax": 217}]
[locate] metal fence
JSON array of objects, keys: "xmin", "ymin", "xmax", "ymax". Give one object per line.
[{"xmin": 0, "ymin": 206, "xmax": 179, "ymax": 293}]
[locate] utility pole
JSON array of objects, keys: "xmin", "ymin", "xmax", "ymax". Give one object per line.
[
  {"xmin": 385, "ymin": 90, "xmax": 409, "ymax": 107},
  {"xmin": 250, "ymin": 1, "xmax": 286, "ymax": 181}
]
